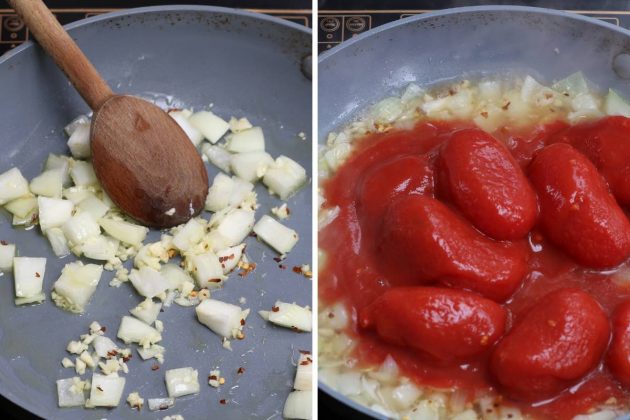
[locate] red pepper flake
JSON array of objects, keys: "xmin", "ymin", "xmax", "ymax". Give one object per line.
[
  {"xmin": 240, "ymin": 319, "xmax": 245, "ymax": 326},
  {"xmin": 502, "ymin": 101, "xmax": 511, "ymax": 110},
  {"xmin": 249, "ymin": 232, "xmax": 257, "ymax": 238},
  {"xmin": 292, "ymin": 266, "xmax": 302, "ymax": 274},
  {"xmin": 300, "ymin": 360, "xmax": 310, "ymax": 366},
  {"xmin": 480, "ymin": 111, "xmax": 489, "ymax": 119},
  {"xmin": 122, "ymin": 355, "xmax": 132, "ymax": 362},
  {"xmin": 35, "ymin": 272, "xmax": 41, "ymax": 278},
  {"xmin": 219, "ymin": 399, "xmax": 227, "ymax": 405},
  {"xmin": 0, "ymin": 240, "xmax": 7, "ymax": 245},
  {"xmin": 278, "ymin": 264, "xmax": 286, "ymax": 270},
  {"xmin": 286, "ymin": 208, "xmax": 291, "ymax": 215},
  {"xmin": 151, "ymin": 364, "xmax": 160, "ymax": 371},
  {"xmin": 291, "ymin": 326, "xmax": 301, "ymax": 332},
  {"xmin": 107, "ymin": 350, "xmax": 118, "ymax": 357},
  {"xmin": 237, "ymin": 367, "xmax": 245, "ymax": 374},
  {"xmin": 209, "ymin": 375, "xmax": 218, "ymax": 381},
  {"xmin": 159, "ymin": 403, "xmax": 170, "ymax": 410},
  {"xmin": 271, "ymin": 306, "xmax": 280, "ymax": 312},
  {"xmin": 327, "ymin": 312, "xmax": 335, "ymax": 318},
  {"xmin": 209, "ymin": 278, "xmax": 222, "ymax": 283},
  {"xmin": 273, "ymin": 257, "xmax": 282, "ymax": 263},
  {"xmin": 96, "ymin": 386, "xmax": 103, "ymax": 391},
  {"xmin": 100, "ymin": 326, "xmax": 107, "ymax": 332},
  {"xmin": 299, "ymin": 350, "xmax": 311, "ymax": 355}
]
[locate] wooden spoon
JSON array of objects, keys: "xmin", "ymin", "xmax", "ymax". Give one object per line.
[{"xmin": 8, "ymin": 0, "xmax": 208, "ymax": 228}]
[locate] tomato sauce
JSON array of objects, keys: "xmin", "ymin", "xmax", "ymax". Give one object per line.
[{"xmin": 319, "ymin": 117, "xmax": 630, "ymax": 419}]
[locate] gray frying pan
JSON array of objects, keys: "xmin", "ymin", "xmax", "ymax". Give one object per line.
[
  {"xmin": 318, "ymin": 5, "xmax": 630, "ymax": 419},
  {"xmin": 0, "ymin": 5, "xmax": 311, "ymax": 419}
]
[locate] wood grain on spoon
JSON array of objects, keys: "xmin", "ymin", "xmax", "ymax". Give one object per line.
[{"xmin": 8, "ymin": 0, "xmax": 208, "ymax": 228}]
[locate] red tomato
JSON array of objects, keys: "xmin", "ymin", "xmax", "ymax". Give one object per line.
[
  {"xmin": 606, "ymin": 301, "xmax": 630, "ymax": 387},
  {"xmin": 357, "ymin": 154, "xmax": 434, "ymax": 223},
  {"xmin": 552, "ymin": 116, "xmax": 630, "ymax": 207},
  {"xmin": 438, "ymin": 129, "xmax": 538, "ymax": 240},
  {"xmin": 379, "ymin": 195, "xmax": 528, "ymax": 301},
  {"xmin": 490, "ymin": 288, "xmax": 610, "ymax": 402},
  {"xmin": 529, "ymin": 143, "xmax": 630, "ymax": 268},
  {"xmin": 359, "ymin": 287, "xmax": 507, "ymax": 361}
]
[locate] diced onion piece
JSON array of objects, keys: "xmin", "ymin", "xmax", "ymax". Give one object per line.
[
  {"xmin": 80, "ymin": 235, "xmax": 118, "ymax": 261},
  {"xmin": 216, "ymin": 244, "xmax": 244, "ymax": 274},
  {"xmin": 0, "ymin": 168, "xmax": 29, "ymax": 205},
  {"xmin": 172, "ymin": 218, "xmax": 205, "ymax": 251},
  {"xmin": 168, "ymin": 110, "xmax": 204, "ymax": 146},
  {"xmin": 129, "ymin": 267, "xmax": 171, "ymax": 298},
  {"xmin": 188, "ymin": 111, "xmax": 229, "ymax": 144},
  {"xmin": 98, "ymin": 218, "xmax": 148, "ymax": 246},
  {"xmin": 191, "ymin": 252, "xmax": 225, "ymax": 289},
  {"xmin": 13, "ymin": 256, "xmax": 46, "ymax": 300},
  {"xmin": 137, "ymin": 344, "xmax": 165, "ymax": 361},
  {"xmin": 552, "ymin": 71, "xmax": 589, "ymax": 97},
  {"xmin": 52, "ymin": 262, "xmax": 102, "ymax": 313},
  {"xmin": 205, "ymin": 173, "xmax": 234, "ymax": 212},
  {"xmin": 93, "ymin": 336, "xmax": 118, "ymax": 358},
  {"xmin": 253, "ymin": 215, "xmax": 298, "ymax": 254},
  {"xmin": 263, "ymin": 155, "xmax": 307, "ymax": 200},
  {"xmin": 45, "ymin": 154, "xmax": 72, "ymax": 187},
  {"xmin": 29, "ymin": 169, "xmax": 63, "ymax": 198},
  {"xmin": 390, "ymin": 382, "xmax": 422, "ymax": 410},
  {"xmin": 160, "ymin": 264, "xmax": 193, "ymax": 291},
  {"xmin": 4, "ymin": 196, "xmax": 37, "ymax": 218},
  {"xmin": 323, "ymin": 143, "xmax": 351, "ymax": 172},
  {"xmin": 450, "ymin": 409, "xmax": 478, "ymax": 420},
  {"xmin": 201, "ymin": 143, "xmax": 231, "ymax": 174},
  {"xmin": 15, "ymin": 293, "xmax": 46, "ymax": 305},
  {"xmin": 64, "ymin": 114, "xmax": 90, "ymax": 136},
  {"xmin": 67, "ymin": 122, "xmax": 91, "ymax": 158},
  {"xmin": 215, "ymin": 209, "xmax": 255, "ymax": 246},
  {"xmin": 117, "ymin": 315, "xmax": 162, "ymax": 346},
  {"xmin": 0, "ymin": 243, "xmax": 16, "ymax": 271},
  {"xmin": 370, "ymin": 97, "xmax": 403, "ymax": 124},
  {"xmin": 12, "ymin": 210, "xmax": 38, "ymax": 228},
  {"xmin": 77, "ymin": 195, "xmax": 109, "ymax": 220},
  {"xmin": 230, "ymin": 151, "xmax": 274, "ymax": 183},
  {"xmin": 62, "ymin": 212, "xmax": 100, "ymax": 247},
  {"xmin": 294, "ymin": 353, "xmax": 313, "ymax": 391},
  {"xmin": 195, "ymin": 299, "xmax": 247, "ymax": 339},
  {"xmin": 401, "ymin": 83, "xmax": 424, "ymax": 103},
  {"xmin": 568, "ymin": 93, "xmax": 603, "ymax": 123},
  {"xmin": 56, "ymin": 377, "xmax": 86, "ymax": 407},
  {"xmin": 147, "ymin": 397, "xmax": 175, "ymax": 411},
  {"xmin": 38, "ymin": 197, "xmax": 74, "ymax": 232},
  {"xmin": 226, "ymin": 126, "xmax": 265, "ymax": 153},
  {"xmin": 45, "ymin": 227, "xmax": 71, "ymax": 257},
  {"xmin": 259, "ymin": 301, "xmax": 311, "ymax": 332},
  {"xmin": 130, "ymin": 298, "xmax": 162, "ymax": 325},
  {"xmin": 605, "ymin": 89, "xmax": 630, "ymax": 117},
  {"xmin": 229, "ymin": 117, "xmax": 253, "ymax": 133},
  {"xmin": 283, "ymin": 390, "xmax": 312, "ymax": 420},
  {"xmin": 164, "ymin": 367, "xmax": 200, "ymax": 398},
  {"xmin": 63, "ymin": 187, "xmax": 95, "ymax": 204},
  {"xmin": 87, "ymin": 373, "xmax": 125, "ymax": 407},
  {"xmin": 70, "ymin": 161, "xmax": 98, "ymax": 186}
]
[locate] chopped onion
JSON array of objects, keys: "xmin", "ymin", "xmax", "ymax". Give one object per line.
[
  {"xmin": 370, "ymin": 97, "xmax": 403, "ymax": 124},
  {"xmin": 400, "ymin": 83, "xmax": 424, "ymax": 103},
  {"xmin": 129, "ymin": 267, "xmax": 171, "ymax": 298},
  {"xmin": 137, "ymin": 344, "xmax": 165, "ymax": 361},
  {"xmin": 160, "ymin": 263, "xmax": 193, "ymax": 291},
  {"xmin": 262, "ymin": 155, "xmax": 307, "ymax": 200},
  {"xmin": 4, "ymin": 196, "xmax": 37, "ymax": 218},
  {"xmin": 93, "ymin": 336, "xmax": 118, "ymax": 358},
  {"xmin": 86, "ymin": 373, "xmax": 125, "ymax": 407},
  {"xmin": 188, "ymin": 111, "xmax": 229, "ymax": 144},
  {"xmin": 130, "ymin": 298, "xmax": 162, "ymax": 325},
  {"xmin": 605, "ymin": 89, "xmax": 630, "ymax": 117},
  {"xmin": 259, "ymin": 301, "xmax": 311, "ymax": 332},
  {"xmin": 38, "ymin": 197, "xmax": 74, "ymax": 232},
  {"xmin": 80, "ymin": 235, "xmax": 118, "ymax": 261},
  {"xmin": 0, "ymin": 242, "xmax": 16, "ymax": 271},
  {"xmin": 205, "ymin": 173, "xmax": 235, "ymax": 212},
  {"xmin": 230, "ymin": 151, "xmax": 274, "ymax": 183},
  {"xmin": 63, "ymin": 186, "xmax": 96, "ymax": 204},
  {"xmin": 13, "ymin": 256, "xmax": 46, "ymax": 302},
  {"xmin": 62, "ymin": 212, "xmax": 100, "ymax": 247},
  {"xmin": 229, "ymin": 116, "xmax": 253, "ymax": 133},
  {"xmin": 56, "ymin": 377, "xmax": 86, "ymax": 407},
  {"xmin": 98, "ymin": 218, "xmax": 148, "ymax": 246},
  {"xmin": 323, "ymin": 143, "xmax": 351, "ymax": 172},
  {"xmin": 29, "ymin": 169, "xmax": 63, "ymax": 198},
  {"xmin": 52, "ymin": 262, "xmax": 102, "ymax": 313},
  {"xmin": 172, "ymin": 218, "xmax": 205, "ymax": 251},
  {"xmin": 45, "ymin": 154, "xmax": 72, "ymax": 187},
  {"xmin": 77, "ymin": 195, "xmax": 109, "ymax": 220},
  {"xmin": 117, "ymin": 315, "xmax": 162, "ymax": 347},
  {"xmin": 0, "ymin": 167, "xmax": 29, "ymax": 205},
  {"xmin": 64, "ymin": 115, "xmax": 90, "ymax": 136},
  {"xmin": 294, "ymin": 353, "xmax": 313, "ymax": 391},
  {"xmin": 168, "ymin": 110, "xmax": 204, "ymax": 146},
  {"xmin": 147, "ymin": 397, "xmax": 175, "ymax": 411},
  {"xmin": 70, "ymin": 161, "xmax": 98, "ymax": 187},
  {"xmin": 226, "ymin": 126, "xmax": 265, "ymax": 153},
  {"xmin": 215, "ymin": 209, "xmax": 255, "ymax": 246},
  {"xmin": 195, "ymin": 299, "xmax": 246, "ymax": 339},
  {"xmin": 283, "ymin": 390, "xmax": 312, "ymax": 420},
  {"xmin": 390, "ymin": 382, "xmax": 422, "ymax": 410},
  {"xmin": 201, "ymin": 143, "xmax": 231, "ymax": 174},
  {"xmin": 191, "ymin": 252, "xmax": 225, "ymax": 289},
  {"xmin": 67, "ymin": 122, "xmax": 91, "ymax": 158},
  {"xmin": 216, "ymin": 244, "xmax": 244, "ymax": 274},
  {"xmin": 164, "ymin": 367, "xmax": 200, "ymax": 398},
  {"xmin": 253, "ymin": 215, "xmax": 298, "ymax": 254},
  {"xmin": 552, "ymin": 71, "xmax": 589, "ymax": 97}
]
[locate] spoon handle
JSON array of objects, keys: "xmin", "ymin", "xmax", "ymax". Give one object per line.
[{"xmin": 7, "ymin": 0, "xmax": 114, "ymax": 110}]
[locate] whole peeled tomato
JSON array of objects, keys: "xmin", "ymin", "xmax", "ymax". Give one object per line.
[
  {"xmin": 357, "ymin": 154, "xmax": 434, "ymax": 223},
  {"xmin": 438, "ymin": 128, "xmax": 538, "ymax": 240},
  {"xmin": 490, "ymin": 288, "xmax": 610, "ymax": 402},
  {"xmin": 359, "ymin": 287, "xmax": 507, "ymax": 362},
  {"xmin": 378, "ymin": 195, "xmax": 528, "ymax": 301},
  {"xmin": 607, "ymin": 301, "xmax": 630, "ymax": 387},
  {"xmin": 529, "ymin": 143, "xmax": 630, "ymax": 269},
  {"xmin": 552, "ymin": 116, "xmax": 630, "ymax": 207}
]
